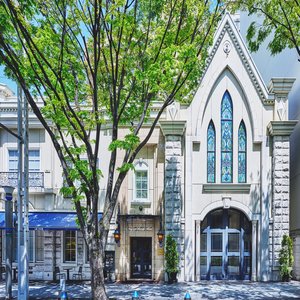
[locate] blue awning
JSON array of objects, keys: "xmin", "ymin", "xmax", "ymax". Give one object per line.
[{"xmin": 0, "ymin": 212, "xmax": 102, "ymax": 230}]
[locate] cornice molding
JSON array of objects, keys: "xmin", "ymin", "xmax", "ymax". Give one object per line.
[
  {"xmin": 159, "ymin": 120, "xmax": 186, "ymax": 136},
  {"xmin": 203, "ymin": 183, "xmax": 251, "ymax": 193},
  {"xmin": 267, "ymin": 121, "xmax": 297, "ymax": 136},
  {"xmin": 199, "ymin": 14, "xmax": 272, "ymax": 105}
]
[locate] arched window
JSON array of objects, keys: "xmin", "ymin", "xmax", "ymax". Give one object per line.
[
  {"xmin": 133, "ymin": 160, "xmax": 149, "ymax": 202},
  {"xmin": 238, "ymin": 121, "xmax": 247, "ymax": 183},
  {"xmin": 221, "ymin": 91, "xmax": 233, "ymax": 183},
  {"xmin": 207, "ymin": 121, "xmax": 216, "ymax": 183}
]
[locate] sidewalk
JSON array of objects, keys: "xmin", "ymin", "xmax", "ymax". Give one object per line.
[{"xmin": 0, "ymin": 280, "xmax": 300, "ymax": 299}]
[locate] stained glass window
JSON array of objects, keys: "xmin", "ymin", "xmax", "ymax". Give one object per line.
[
  {"xmin": 207, "ymin": 121, "xmax": 216, "ymax": 183},
  {"xmin": 238, "ymin": 121, "xmax": 247, "ymax": 183},
  {"xmin": 221, "ymin": 91, "xmax": 233, "ymax": 183}
]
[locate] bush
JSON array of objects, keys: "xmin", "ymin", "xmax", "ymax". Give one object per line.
[
  {"xmin": 165, "ymin": 234, "xmax": 179, "ymax": 274},
  {"xmin": 279, "ymin": 235, "xmax": 294, "ymax": 281}
]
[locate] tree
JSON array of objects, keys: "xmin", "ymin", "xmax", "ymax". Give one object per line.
[
  {"xmin": 230, "ymin": 0, "xmax": 300, "ymax": 61},
  {"xmin": 0, "ymin": 0, "xmax": 225, "ymax": 298}
]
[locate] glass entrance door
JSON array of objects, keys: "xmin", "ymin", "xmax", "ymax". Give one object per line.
[
  {"xmin": 131, "ymin": 237, "xmax": 152, "ymax": 279},
  {"xmin": 200, "ymin": 209, "xmax": 251, "ymax": 280}
]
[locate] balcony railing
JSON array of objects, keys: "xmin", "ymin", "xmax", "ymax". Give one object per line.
[{"xmin": 0, "ymin": 172, "xmax": 44, "ymax": 188}]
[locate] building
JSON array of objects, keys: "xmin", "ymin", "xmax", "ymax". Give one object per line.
[{"xmin": 0, "ymin": 13, "xmax": 297, "ymax": 282}]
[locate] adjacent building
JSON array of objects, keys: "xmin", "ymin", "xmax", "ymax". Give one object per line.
[{"xmin": 0, "ymin": 13, "xmax": 297, "ymax": 282}]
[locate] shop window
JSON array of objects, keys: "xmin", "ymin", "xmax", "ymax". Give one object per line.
[
  {"xmin": 63, "ymin": 231, "xmax": 76, "ymax": 262},
  {"xmin": 35, "ymin": 230, "xmax": 44, "ymax": 262}
]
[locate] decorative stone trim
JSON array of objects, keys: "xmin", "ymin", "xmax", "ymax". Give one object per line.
[
  {"xmin": 202, "ymin": 183, "xmax": 251, "ymax": 193},
  {"xmin": 267, "ymin": 121, "xmax": 297, "ymax": 136},
  {"xmin": 268, "ymin": 78, "xmax": 296, "ymax": 96},
  {"xmin": 198, "ymin": 14, "xmax": 271, "ymax": 105},
  {"xmin": 159, "ymin": 120, "xmax": 186, "ymax": 136}
]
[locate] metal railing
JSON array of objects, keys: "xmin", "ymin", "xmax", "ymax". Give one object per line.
[{"xmin": 0, "ymin": 172, "xmax": 44, "ymax": 188}]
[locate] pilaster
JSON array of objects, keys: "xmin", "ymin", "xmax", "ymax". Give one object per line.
[
  {"xmin": 252, "ymin": 220, "xmax": 258, "ymax": 281},
  {"xmin": 160, "ymin": 121, "xmax": 186, "ymax": 281},
  {"xmin": 195, "ymin": 220, "xmax": 201, "ymax": 281},
  {"xmin": 268, "ymin": 120, "xmax": 297, "ymax": 279}
]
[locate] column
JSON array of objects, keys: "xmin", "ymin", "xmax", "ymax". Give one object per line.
[
  {"xmin": 160, "ymin": 120, "xmax": 186, "ymax": 281},
  {"xmin": 251, "ymin": 220, "xmax": 258, "ymax": 281},
  {"xmin": 267, "ymin": 78, "xmax": 297, "ymax": 280},
  {"xmin": 195, "ymin": 220, "xmax": 201, "ymax": 281}
]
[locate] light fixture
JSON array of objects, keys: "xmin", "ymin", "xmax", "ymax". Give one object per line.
[
  {"xmin": 114, "ymin": 204, "xmax": 121, "ymax": 245},
  {"xmin": 157, "ymin": 229, "xmax": 164, "ymax": 247},
  {"xmin": 157, "ymin": 202, "xmax": 164, "ymax": 247},
  {"xmin": 113, "ymin": 228, "xmax": 121, "ymax": 244},
  {"xmin": 3, "ymin": 185, "xmax": 14, "ymax": 201}
]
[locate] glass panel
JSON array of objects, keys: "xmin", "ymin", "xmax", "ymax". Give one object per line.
[
  {"xmin": 135, "ymin": 170, "xmax": 148, "ymax": 199},
  {"xmin": 35, "ymin": 231, "xmax": 44, "ymax": 262},
  {"xmin": 238, "ymin": 121, "xmax": 246, "ymax": 183},
  {"xmin": 238, "ymin": 122, "xmax": 246, "ymax": 152},
  {"xmin": 228, "ymin": 256, "xmax": 240, "ymax": 275},
  {"xmin": 211, "ymin": 233, "xmax": 222, "ymax": 252},
  {"xmin": 229, "ymin": 210, "xmax": 240, "ymax": 229},
  {"xmin": 221, "ymin": 152, "xmax": 232, "ymax": 183},
  {"xmin": 207, "ymin": 121, "xmax": 216, "ymax": 183},
  {"xmin": 244, "ymin": 233, "xmax": 251, "ymax": 252},
  {"xmin": 211, "ymin": 256, "xmax": 222, "ymax": 276},
  {"xmin": 29, "ymin": 150, "xmax": 40, "ymax": 171},
  {"xmin": 221, "ymin": 121, "xmax": 233, "ymax": 151},
  {"xmin": 8, "ymin": 150, "xmax": 18, "ymax": 171},
  {"xmin": 200, "ymin": 233, "xmax": 207, "ymax": 252},
  {"xmin": 242, "ymin": 215, "xmax": 251, "ymax": 233},
  {"xmin": 201, "ymin": 217, "xmax": 208, "ymax": 230},
  {"xmin": 200, "ymin": 256, "xmax": 207, "ymax": 276},
  {"xmin": 221, "ymin": 91, "xmax": 233, "ymax": 120},
  {"xmin": 210, "ymin": 210, "xmax": 223, "ymax": 229},
  {"xmin": 244, "ymin": 256, "xmax": 251, "ymax": 275},
  {"xmin": 207, "ymin": 152, "xmax": 215, "ymax": 183},
  {"xmin": 221, "ymin": 91, "xmax": 233, "ymax": 183},
  {"xmin": 64, "ymin": 231, "xmax": 76, "ymax": 262},
  {"xmin": 228, "ymin": 233, "xmax": 240, "ymax": 252},
  {"xmin": 238, "ymin": 153, "xmax": 246, "ymax": 183}
]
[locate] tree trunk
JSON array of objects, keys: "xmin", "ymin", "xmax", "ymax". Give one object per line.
[{"xmin": 90, "ymin": 241, "xmax": 108, "ymax": 300}]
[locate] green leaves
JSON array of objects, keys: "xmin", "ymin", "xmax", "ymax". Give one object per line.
[
  {"xmin": 109, "ymin": 133, "xmax": 140, "ymax": 152},
  {"xmin": 232, "ymin": 0, "xmax": 300, "ymax": 60}
]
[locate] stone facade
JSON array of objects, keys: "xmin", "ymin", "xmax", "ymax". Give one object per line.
[{"xmin": 0, "ymin": 13, "xmax": 297, "ymax": 283}]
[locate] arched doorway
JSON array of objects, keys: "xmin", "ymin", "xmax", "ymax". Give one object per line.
[{"xmin": 200, "ymin": 208, "xmax": 251, "ymax": 280}]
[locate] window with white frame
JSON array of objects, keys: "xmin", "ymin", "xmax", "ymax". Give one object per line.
[
  {"xmin": 29, "ymin": 150, "xmax": 40, "ymax": 171},
  {"xmin": 8, "ymin": 149, "xmax": 40, "ymax": 172},
  {"xmin": 8, "ymin": 150, "xmax": 18, "ymax": 171},
  {"xmin": 63, "ymin": 231, "xmax": 76, "ymax": 262},
  {"xmin": 133, "ymin": 161, "xmax": 149, "ymax": 202}
]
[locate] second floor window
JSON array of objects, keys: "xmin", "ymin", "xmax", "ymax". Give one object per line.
[
  {"xmin": 8, "ymin": 149, "xmax": 40, "ymax": 172},
  {"xmin": 134, "ymin": 161, "xmax": 149, "ymax": 202},
  {"xmin": 29, "ymin": 150, "xmax": 40, "ymax": 172},
  {"xmin": 8, "ymin": 150, "xmax": 18, "ymax": 171}
]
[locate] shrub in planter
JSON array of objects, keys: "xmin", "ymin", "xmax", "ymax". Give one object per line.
[
  {"xmin": 279, "ymin": 234, "xmax": 294, "ymax": 282},
  {"xmin": 165, "ymin": 234, "xmax": 179, "ymax": 283}
]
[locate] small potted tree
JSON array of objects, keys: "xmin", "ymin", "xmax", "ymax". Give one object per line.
[
  {"xmin": 279, "ymin": 234, "xmax": 294, "ymax": 282},
  {"xmin": 165, "ymin": 234, "xmax": 179, "ymax": 283}
]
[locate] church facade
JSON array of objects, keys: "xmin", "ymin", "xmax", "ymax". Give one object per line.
[{"xmin": 0, "ymin": 13, "xmax": 297, "ymax": 282}]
